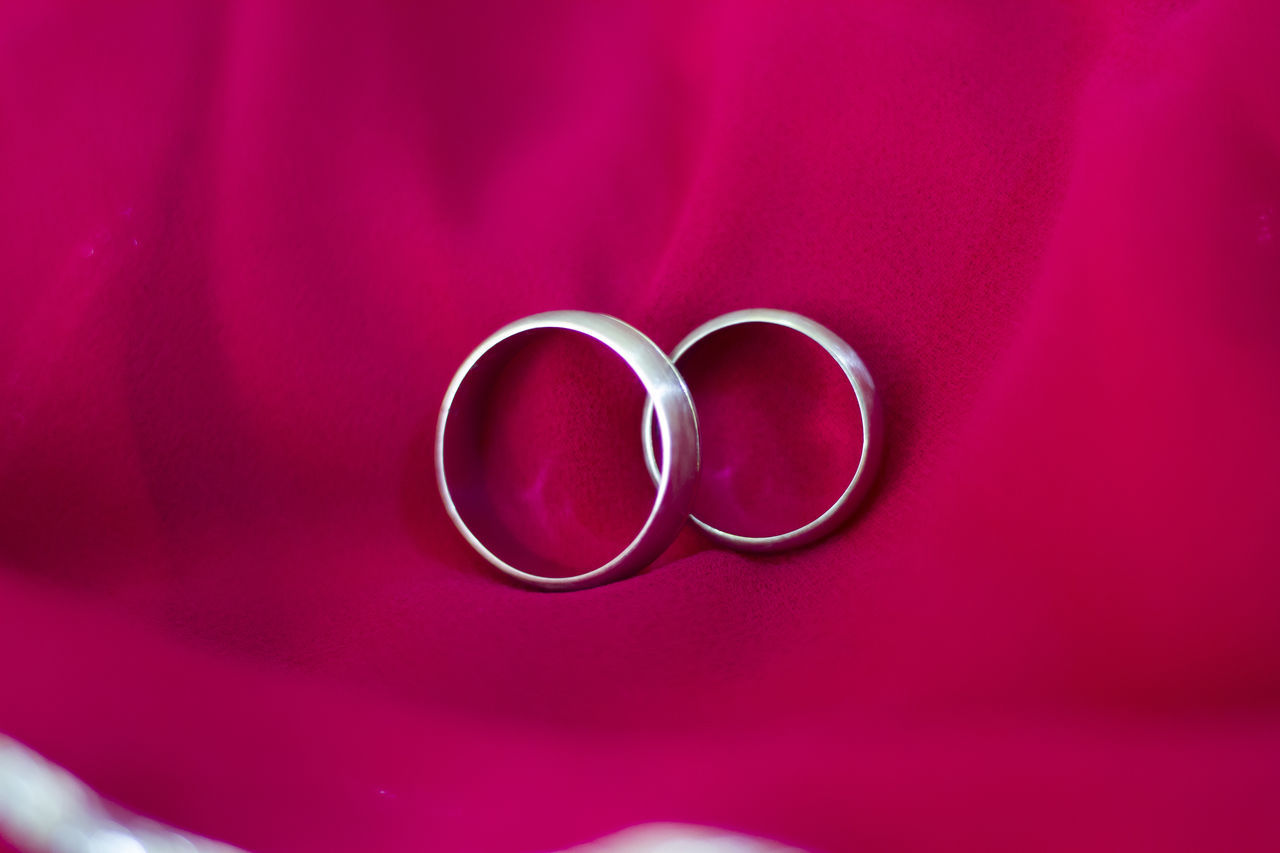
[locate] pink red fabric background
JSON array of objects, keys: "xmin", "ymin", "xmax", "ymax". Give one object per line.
[{"xmin": 2, "ymin": 1, "xmax": 1279, "ymax": 850}]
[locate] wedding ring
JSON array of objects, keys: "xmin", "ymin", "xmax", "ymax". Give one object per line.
[
  {"xmin": 642, "ymin": 309, "xmax": 883, "ymax": 552},
  {"xmin": 436, "ymin": 311, "xmax": 700, "ymax": 591}
]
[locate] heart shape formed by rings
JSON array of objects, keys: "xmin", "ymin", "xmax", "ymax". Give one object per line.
[{"xmin": 435, "ymin": 309, "xmax": 883, "ymax": 591}]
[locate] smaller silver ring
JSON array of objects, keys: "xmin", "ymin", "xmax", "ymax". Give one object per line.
[
  {"xmin": 642, "ymin": 309, "xmax": 883, "ymax": 553},
  {"xmin": 437, "ymin": 311, "xmax": 700, "ymax": 591}
]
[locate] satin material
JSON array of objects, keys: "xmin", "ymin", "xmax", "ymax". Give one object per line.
[{"xmin": 1, "ymin": 2, "xmax": 1278, "ymax": 851}]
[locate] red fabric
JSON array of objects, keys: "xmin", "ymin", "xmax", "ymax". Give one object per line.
[{"xmin": 2, "ymin": 1, "xmax": 1279, "ymax": 851}]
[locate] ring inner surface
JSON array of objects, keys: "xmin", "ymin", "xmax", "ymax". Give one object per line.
[
  {"xmin": 672, "ymin": 321, "xmax": 862, "ymax": 538},
  {"xmin": 443, "ymin": 328, "xmax": 658, "ymax": 578}
]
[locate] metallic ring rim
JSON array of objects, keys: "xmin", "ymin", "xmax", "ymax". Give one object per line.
[
  {"xmin": 437, "ymin": 310, "xmax": 700, "ymax": 591},
  {"xmin": 642, "ymin": 308, "xmax": 883, "ymax": 553}
]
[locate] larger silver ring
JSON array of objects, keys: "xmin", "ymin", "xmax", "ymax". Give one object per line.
[
  {"xmin": 436, "ymin": 311, "xmax": 700, "ymax": 591},
  {"xmin": 642, "ymin": 309, "xmax": 883, "ymax": 553}
]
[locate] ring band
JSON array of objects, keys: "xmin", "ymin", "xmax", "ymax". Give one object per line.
[
  {"xmin": 436, "ymin": 311, "xmax": 700, "ymax": 591},
  {"xmin": 642, "ymin": 309, "xmax": 883, "ymax": 553}
]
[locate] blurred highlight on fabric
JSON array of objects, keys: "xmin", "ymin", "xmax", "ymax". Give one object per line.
[
  {"xmin": 1, "ymin": 1, "xmax": 1278, "ymax": 852},
  {"xmin": 0, "ymin": 736, "xmax": 798, "ymax": 853}
]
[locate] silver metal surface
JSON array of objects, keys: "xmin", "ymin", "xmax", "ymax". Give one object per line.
[
  {"xmin": 642, "ymin": 309, "xmax": 883, "ymax": 553},
  {"xmin": 436, "ymin": 311, "xmax": 700, "ymax": 591}
]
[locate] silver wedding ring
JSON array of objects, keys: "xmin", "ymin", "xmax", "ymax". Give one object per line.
[
  {"xmin": 435, "ymin": 311, "xmax": 700, "ymax": 591},
  {"xmin": 436, "ymin": 308, "xmax": 883, "ymax": 590},
  {"xmin": 642, "ymin": 309, "xmax": 883, "ymax": 552}
]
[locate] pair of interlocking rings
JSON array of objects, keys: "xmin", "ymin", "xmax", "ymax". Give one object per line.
[{"xmin": 435, "ymin": 308, "xmax": 884, "ymax": 591}]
